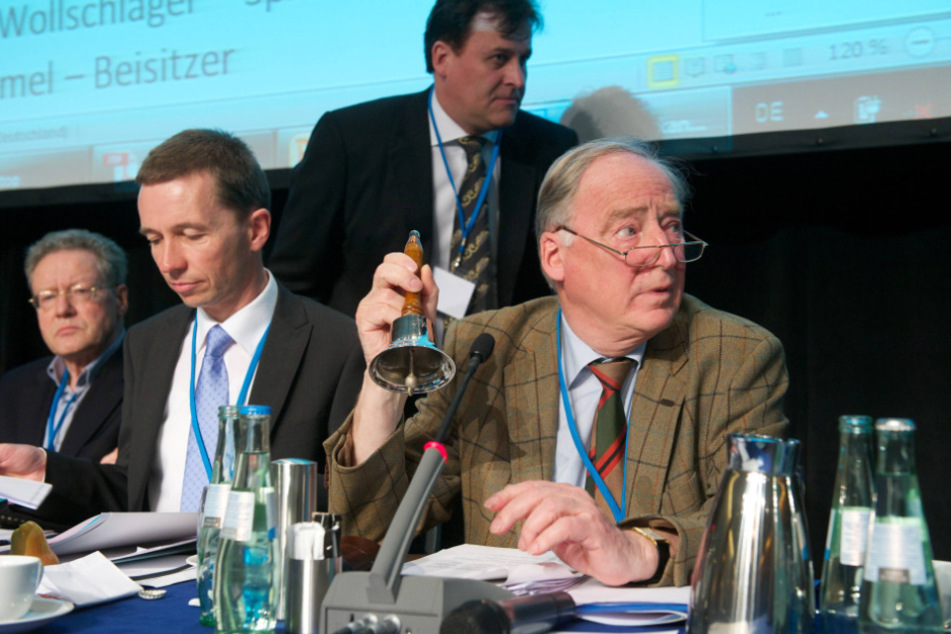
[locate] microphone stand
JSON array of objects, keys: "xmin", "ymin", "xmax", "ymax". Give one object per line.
[{"xmin": 321, "ymin": 335, "xmax": 510, "ymax": 634}]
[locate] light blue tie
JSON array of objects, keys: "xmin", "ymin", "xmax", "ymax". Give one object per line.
[{"xmin": 181, "ymin": 324, "xmax": 233, "ymax": 511}]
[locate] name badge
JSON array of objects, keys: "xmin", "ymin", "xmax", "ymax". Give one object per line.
[{"xmin": 433, "ymin": 266, "xmax": 475, "ymax": 319}]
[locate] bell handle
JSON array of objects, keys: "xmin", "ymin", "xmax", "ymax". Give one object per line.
[{"xmin": 402, "ymin": 230, "xmax": 425, "ymax": 317}]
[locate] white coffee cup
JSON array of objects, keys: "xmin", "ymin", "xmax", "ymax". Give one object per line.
[{"xmin": 0, "ymin": 556, "xmax": 43, "ymax": 621}]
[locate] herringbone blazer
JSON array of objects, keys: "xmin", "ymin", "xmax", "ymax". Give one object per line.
[{"xmin": 327, "ymin": 294, "xmax": 788, "ymax": 585}]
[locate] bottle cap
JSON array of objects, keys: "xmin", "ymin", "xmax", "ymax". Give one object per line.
[
  {"xmin": 875, "ymin": 418, "xmax": 915, "ymax": 432},
  {"xmin": 240, "ymin": 404, "xmax": 272, "ymax": 417}
]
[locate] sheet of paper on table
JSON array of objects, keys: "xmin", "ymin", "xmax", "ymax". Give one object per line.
[
  {"xmin": 40, "ymin": 551, "xmax": 143, "ymax": 607},
  {"xmin": 0, "ymin": 474, "xmax": 51, "ymax": 509},
  {"xmin": 402, "ymin": 543, "xmax": 576, "ymax": 582}
]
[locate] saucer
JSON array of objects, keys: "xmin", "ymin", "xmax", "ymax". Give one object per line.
[
  {"xmin": 185, "ymin": 554, "xmax": 198, "ymax": 567},
  {"xmin": 0, "ymin": 597, "xmax": 74, "ymax": 632}
]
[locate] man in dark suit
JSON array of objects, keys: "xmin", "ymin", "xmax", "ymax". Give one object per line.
[
  {"xmin": 0, "ymin": 130, "xmax": 364, "ymax": 526},
  {"xmin": 268, "ymin": 0, "xmax": 578, "ymax": 322},
  {"xmin": 326, "ymin": 138, "xmax": 789, "ymax": 587},
  {"xmin": 0, "ymin": 229, "xmax": 128, "ymax": 463}
]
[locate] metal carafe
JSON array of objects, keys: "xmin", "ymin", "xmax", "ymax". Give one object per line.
[{"xmin": 688, "ymin": 433, "xmax": 814, "ymax": 634}]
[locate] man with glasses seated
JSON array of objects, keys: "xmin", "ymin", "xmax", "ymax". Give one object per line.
[
  {"xmin": 0, "ymin": 230, "xmax": 127, "ymax": 474},
  {"xmin": 326, "ymin": 137, "xmax": 790, "ymax": 587}
]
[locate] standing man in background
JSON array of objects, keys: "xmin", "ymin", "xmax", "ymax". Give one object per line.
[
  {"xmin": 0, "ymin": 229, "xmax": 127, "ymax": 464},
  {"xmin": 268, "ymin": 0, "xmax": 578, "ymax": 330}
]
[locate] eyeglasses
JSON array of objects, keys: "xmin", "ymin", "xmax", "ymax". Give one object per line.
[
  {"xmin": 556, "ymin": 226, "xmax": 707, "ymax": 267},
  {"xmin": 29, "ymin": 284, "xmax": 110, "ymax": 311}
]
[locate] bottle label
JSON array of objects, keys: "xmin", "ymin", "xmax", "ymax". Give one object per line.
[
  {"xmin": 221, "ymin": 490, "xmax": 255, "ymax": 543},
  {"xmin": 200, "ymin": 483, "xmax": 231, "ymax": 528},
  {"xmin": 839, "ymin": 506, "xmax": 872, "ymax": 566},
  {"xmin": 864, "ymin": 518, "xmax": 927, "ymax": 584},
  {"xmin": 264, "ymin": 488, "xmax": 277, "ymax": 541}
]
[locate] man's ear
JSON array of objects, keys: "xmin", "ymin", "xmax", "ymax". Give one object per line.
[
  {"xmin": 431, "ymin": 40, "xmax": 454, "ymax": 80},
  {"xmin": 248, "ymin": 208, "xmax": 271, "ymax": 253},
  {"xmin": 539, "ymin": 231, "xmax": 566, "ymax": 284},
  {"xmin": 114, "ymin": 284, "xmax": 129, "ymax": 318}
]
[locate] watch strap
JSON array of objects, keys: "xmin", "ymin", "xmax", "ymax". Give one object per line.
[{"xmin": 630, "ymin": 526, "xmax": 670, "ymax": 584}]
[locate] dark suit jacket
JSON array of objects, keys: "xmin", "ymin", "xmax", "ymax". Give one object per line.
[
  {"xmin": 267, "ymin": 89, "xmax": 579, "ymax": 316},
  {"xmin": 40, "ymin": 285, "xmax": 365, "ymax": 526},
  {"xmin": 327, "ymin": 295, "xmax": 789, "ymax": 586},
  {"xmin": 0, "ymin": 349, "xmax": 122, "ymax": 462}
]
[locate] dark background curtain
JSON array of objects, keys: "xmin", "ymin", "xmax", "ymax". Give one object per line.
[{"xmin": 1, "ymin": 138, "xmax": 948, "ymax": 566}]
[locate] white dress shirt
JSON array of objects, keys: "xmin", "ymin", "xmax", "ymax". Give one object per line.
[{"xmin": 149, "ymin": 271, "xmax": 278, "ymax": 511}]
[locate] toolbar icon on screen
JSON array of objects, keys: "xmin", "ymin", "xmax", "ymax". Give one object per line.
[{"xmin": 647, "ymin": 54, "xmax": 679, "ymax": 89}]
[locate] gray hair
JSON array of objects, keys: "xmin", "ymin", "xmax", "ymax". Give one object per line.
[
  {"xmin": 535, "ymin": 137, "xmax": 691, "ymax": 239},
  {"xmin": 25, "ymin": 229, "xmax": 128, "ymax": 289}
]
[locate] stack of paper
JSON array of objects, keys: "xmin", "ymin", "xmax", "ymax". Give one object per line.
[{"xmin": 47, "ymin": 512, "xmax": 198, "ymax": 556}]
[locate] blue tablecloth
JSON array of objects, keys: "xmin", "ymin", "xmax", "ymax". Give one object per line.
[{"xmin": 38, "ymin": 581, "xmax": 247, "ymax": 634}]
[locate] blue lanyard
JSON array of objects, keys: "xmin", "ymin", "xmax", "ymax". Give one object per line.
[
  {"xmin": 46, "ymin": 370, "xmax": 81, "ymax": 451},
  {"xmin": 188, "ymin": 319, "xmax": 271, "ymax": 479},
  {"xmin": 556, "ymin": 309, "xmax": 630, "ymax": 523},
  {"xmin": 428, "ymin": 88, "xmax": 501, "ymax": 269}
]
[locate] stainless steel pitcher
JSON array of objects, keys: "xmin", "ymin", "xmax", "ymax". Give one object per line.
[{"xmin": 688, "ymin": 433, "xmax": 814, "ymax": 634}]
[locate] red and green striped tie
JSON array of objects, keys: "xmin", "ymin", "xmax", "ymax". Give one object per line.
[{"xmin": 586, "ymin": 358, "xmax": 635, "ymax": 517}]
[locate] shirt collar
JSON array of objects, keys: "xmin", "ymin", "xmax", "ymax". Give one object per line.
[
  {"xmin": 559, "ymin": 311, "xmax": 646, "ymax": 389},
  {"xmin": 195, "ymin": 269, "xmax": 278, "ymax": 355},
  {"xmin": 428, "ymin": 88, "xmax": 501, "ymax": 147},
  {"xmin": 46, "ymin": 329, "xmax": 125, "ymax": 390}
]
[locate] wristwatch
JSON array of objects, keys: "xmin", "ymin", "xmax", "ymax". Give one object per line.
[{"xmin": 630, "ymin": 526, "xmax": 670, "ymax": 584}]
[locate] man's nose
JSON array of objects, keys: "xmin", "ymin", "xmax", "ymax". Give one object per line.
[
  {"xmin": 53, "ymin": 292, "xmax": 77, "ymax": 317},
  {"xmin": 505, "ymin": 59, "xmax": 526, "ymax": 92},
  {"xmin": 643, "ymin": 224, "xmax": 679, "ymax": 269},
  {"xmin": 155, "ymin": 242, "xmax": 185, "ymax": 274}
]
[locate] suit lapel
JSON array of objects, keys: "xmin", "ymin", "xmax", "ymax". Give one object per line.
[
  {"xmin": 624, "ymin": 312, "xmax": 690, "ymax": 517},
  {"xmin": 504, "ymin": 301, "xmax": 560, "ymax": 484},
  {"xmin": 497, "ymin": 121, "xmax": 536, "ymax": 306},
  {"xmin": 127, "ymin": 307, "xmax": 193, "ymax": 509},
  {"xmin": 248, "ymin": 286, "xmax": 308, "ymax": 430},
  {"xmin": 388, "ymin": 89, "xmax": 435, "ymax": 251}
]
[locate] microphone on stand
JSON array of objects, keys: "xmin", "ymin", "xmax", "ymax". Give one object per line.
[{"xmin": 321, "ymin": 334, "xmax": 510, "ymax": 634}]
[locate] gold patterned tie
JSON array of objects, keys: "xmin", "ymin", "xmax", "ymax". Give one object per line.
[
  {"xmin": 586, "ymin": 358, "xmax": 636, "ymax": 517},
  {"xmin": 449, "ymin": 135, "xmax": 496, "ymax": 314}
]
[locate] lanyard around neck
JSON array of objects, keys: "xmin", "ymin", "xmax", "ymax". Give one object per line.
[
  {"xmin": 428, "ymin": 88, "xmax": 501, "ymax": 265},
  {"xmin": 46, "ymin": 370, "xmax": 80, "ymax": 451},
  {"xmin": 188, "ymin": 318, "xmax": 271, "ymax": 479},
  {"xmin": 556, "ymin": 308, "xmax": 630, "ymax": 523}
]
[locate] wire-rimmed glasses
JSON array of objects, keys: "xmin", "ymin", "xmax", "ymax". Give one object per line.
[
  {"xmin": 556, "ymin": 226, "xmax": 707, "ymax": 267},
  {"xmin": 29, "ymin": 284, "xmax": 110, "ymax": 311}
]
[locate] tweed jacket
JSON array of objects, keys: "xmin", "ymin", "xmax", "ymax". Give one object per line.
[{"xmin": 326, "ymin": 294, "xmax": 789, "ymax": 585}]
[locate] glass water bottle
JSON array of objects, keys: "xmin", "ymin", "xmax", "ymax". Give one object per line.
[
  {"xmin": 197, "ymin": 405, "xmax": 240, "ymax": 627},
  {"xmin": 213, "ymin": 405, "xmax": 278, "ymax": 633},
  {"xmin": 819, "ymin": 415, "xmax": 875, "ymax": 634},
  {"xmin": 857, "ymin": 418, "xmax": 943, "ymax": 633}
]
